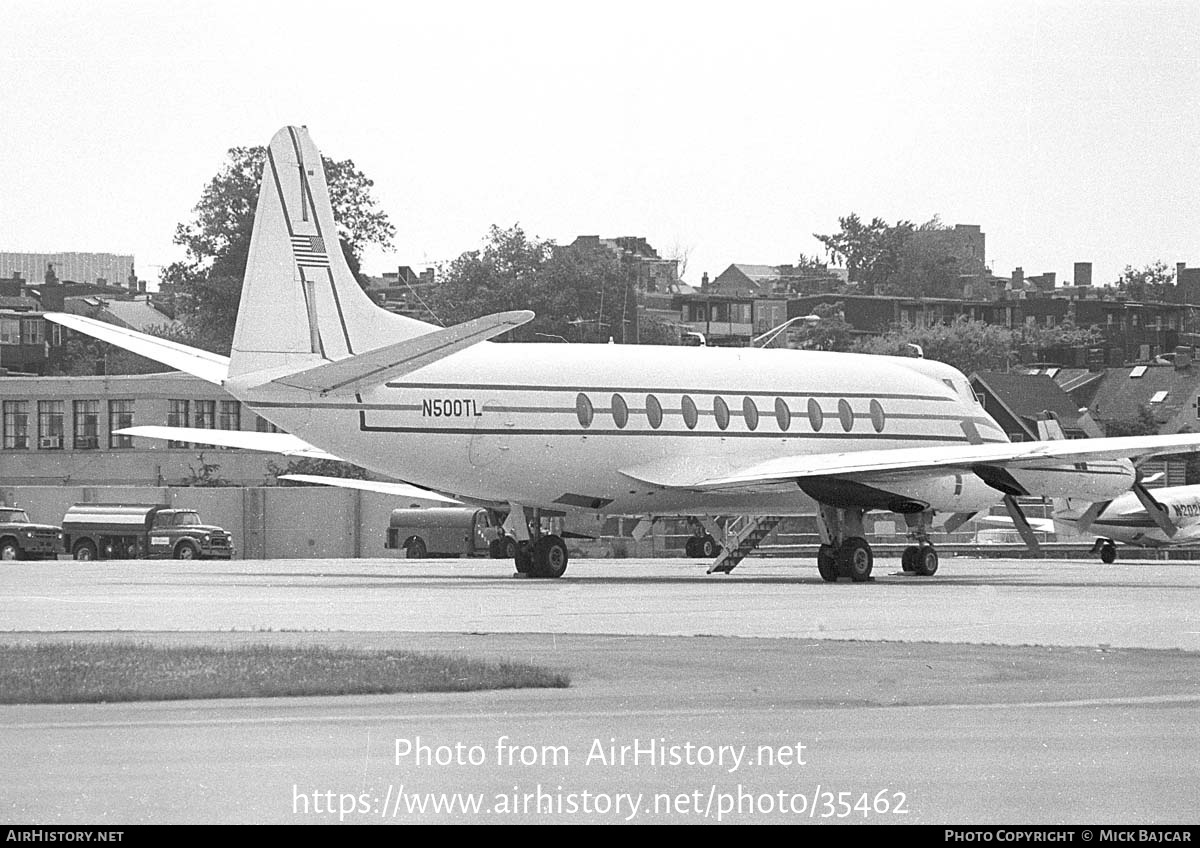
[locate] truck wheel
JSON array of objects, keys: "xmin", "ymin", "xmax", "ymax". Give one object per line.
[
  {"xmin": 0, "ymin": 540, "xmax": 20, "ymax": 561},
  {"xmin": 405, "ymin": 537, "xmax": 427, "ymax": 559},
  {"xmin": 73, "ymin": 541, "xmax": 97, "ymax": 561},
  {"xmin": 700, "ymin": 535, "xmax": 719, "ymax": 558},
  {"xmin": 174, "ymin": 542, "xmax": 198, "ymax": 560},
  {"xmin": 504, "ymin": 538, "xmax": 518, "ymax": 559}
]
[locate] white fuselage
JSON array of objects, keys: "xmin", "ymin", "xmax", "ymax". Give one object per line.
[
  {"xmin": 1065, "ymin": 486, "xmax": 1200, "ymax": 547},
  {"xmin": 229, "ymin": 343, "xmax": 1132, "ymax": 517}
]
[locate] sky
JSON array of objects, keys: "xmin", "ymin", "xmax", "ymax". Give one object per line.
[{"xmin": 2, "ymin": 0, "xmax": 1198, "ymax": 290}]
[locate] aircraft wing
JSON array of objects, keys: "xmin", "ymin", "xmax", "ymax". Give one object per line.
[
  {"xmin": 621, "ymin": 433, "xmax": 1200, "ymax": 491},
  {"xmin": 115, "ymin": 426, "xmax": 342, "ymax": 460},
  {"xmin": 279, "ymin": 474, "xmax": 462, "ymax": 505},
  {"xmin": 270, "ymin": 310, "xmax": 534, "ymax": 396},
  {"xmin": 44, "ymin": 313, "xmax": 230, "ymax": 385}
]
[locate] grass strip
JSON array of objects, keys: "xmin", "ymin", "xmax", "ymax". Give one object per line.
[{"xmin": 0, "ymin": 642, "xmax": 569, "ymax": 704}]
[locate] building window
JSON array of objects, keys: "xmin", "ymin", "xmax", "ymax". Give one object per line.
[
  {"xmin": 37, "ymin": 401, "xmax": 64, "ymax": 450},
  {"xmin": 255, "ymin": 414, "xmax": 282, "ymax": 434},
  {"xmin": 168, "ymin": 399, "xmax": 190, "ymax": 448},
  {"xmin": 0, "ymin": 318, "xmax": 18, "ymax": 345},
  {"xmin": 743, "ymin": 396, "xmax": 759, "ymax": 431},
  {"xmin": 645, "ymin": 395, "xmax": 663, "ymax": 429},
  {"xmin": 611, "ymin": 393, "xmax": 628, "ymax": 429},
  {"xmin": 869, "ymin": 399, "xmax": 886, "ymax": 433},
  {"xmin": 2, "ymin": 401, "xmax": 29, "ymax": 449},
  {"xmin": 775, "ymin": 398, "xmax": 791, "ymax": 431},
  {"xmin": 108, "ymin": 400, "xmax": 134, "ymax": 448},
  {"xmin": 219, "ymin": 401, "xmax": 241, "ymax": 431},
  {"xmin": 195, "ymin": 400, "xmax": 216, "ymax": 429},
  {"xmin": 72, "ymin": 400, "xmax": 99, "ymax": 449},
  {"xmin": 681, "ymin": 395, "xmax": 698, "ymax": 430},
  {"xmin": 807, "ymin": 398, "xmax": 824, "ymax": 432},
  {"xmin": 838, "ymin": 399, "xmax": 855, "ymax": 432},
  {"xmin": 713, "ymin": 396, "xmax": 730, "ymax": 431},
  {"xmin": 20, "ymin": 319, "xmax": 44, "ymax": 345}
]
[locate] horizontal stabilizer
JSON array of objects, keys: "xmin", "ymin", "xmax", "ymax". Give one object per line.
[
  {"xmin": 115, "ymin": 426, "xmax": 340, "ymax": 460},
  {"xmin": 271, "ymin": 310, "xmax": 535, "ymax": 396},
  {"xmin": 279, "ymin": 474, "xmax": 461, "ymax": 505},
  {"xmin": 45, "ymin": 313, "xmax": 229, "ymax": 385}
]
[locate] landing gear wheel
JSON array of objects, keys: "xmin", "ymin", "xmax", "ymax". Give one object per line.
[
  {"xmin": 839, "ymin": 537, "xmax": 873, "ymax": 582},
  {"xmin": 901, "ymin": 546, "xmax": 919, "ymax": 572},
  {"xmin": 405, "ymin": 537, "xmax": 427, "ymax": 559},
  {"xmin": 914, "ymin": 545, "xmax": 939, "ymax": 576},
  {"xmin": 700, "ymin": 534, "xmax": 719, "ymax": 558},
  {"xmin": 531, "ymin": 535, "xmax": 568, "ymax": 579},
  {"xmin": 817, "ymin": 544, "xmax": 838, "ymax": 582},
  {"xmin": 1099, "ymin": 543, "xmax": 1117, "ymax": 564}
]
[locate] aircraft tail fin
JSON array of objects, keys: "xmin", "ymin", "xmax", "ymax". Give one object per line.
[{"xmin": 229, "ymin": 126, "xmax": 437, "ymax": 380}]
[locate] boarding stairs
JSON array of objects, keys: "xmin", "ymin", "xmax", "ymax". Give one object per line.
[{"xmin": 707, "ymin": 516, "xmax": 784, "ymax": 574}]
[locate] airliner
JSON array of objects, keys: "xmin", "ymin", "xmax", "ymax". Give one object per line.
[{"xmin": 46, "ymin": 126, "xmax": 1200, "ymax": 582}]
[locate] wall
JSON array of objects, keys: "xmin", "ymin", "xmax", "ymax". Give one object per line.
[{"xmin": 0, "ymin": 485, "xmax": 402, "ymax": 560}]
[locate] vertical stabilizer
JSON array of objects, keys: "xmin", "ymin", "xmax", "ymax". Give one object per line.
[{"xmin": 229, "ymin": 126, "xmax": 436, "ymax": 379}]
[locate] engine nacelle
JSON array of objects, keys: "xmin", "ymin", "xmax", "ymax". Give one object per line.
[
  {"xmin": 798, "ymin": 471, "xmax": 1000, "ymax": 514},
  {"xmin": 975, "ymin": 459, "xmax": 1135, "ymax": 502}
]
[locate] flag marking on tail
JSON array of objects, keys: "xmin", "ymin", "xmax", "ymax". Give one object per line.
[{"xmin": 291, "ymin": 234, "xmax": 330, "ymax": 268}]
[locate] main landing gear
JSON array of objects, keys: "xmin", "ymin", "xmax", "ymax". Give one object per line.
[
  {"xmin": 900, "ymin": 510, "xmax": 939, "ymax": 577},
  {"xmin": 815, "ymin": 505, "xmax": 874, "ymax": 583},
  {"xmin": 505, "ymin": 504, "xmax": 568, "ymax": 579}
]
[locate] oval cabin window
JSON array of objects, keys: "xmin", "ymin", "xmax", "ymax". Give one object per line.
[
  {"xmin": 611, "ymin": 393, "xmax": 629, "ymax": 429},
  {"xmin": 743, "ymin": 397, "xmax": 759, "ymax": 431},
  {"xmin": 576, "ymin": 393, "xmax": 593, "ymax": 428},
  {"xmin": 646, "ymin": 394, "xmax": 663, "ymax": 429},
  {"xmin": 775, "ymin": 397, "xmax": 791, "ymax": 431},
  {"xmin": 869, "ymin": 399, "xmax": 886, "ymax": 433},
  {"xmin": 807, "ymin": 398, "xmax": 823, "ymax": 432},
  {"xmin": 713, "ymin": 396, "xmax": 730, "ymax": 431},
  {"xmin": 681, "ymin": 395, "xmax": 699, "ymax": 430},
  {"xmin": 838, "ymin": 398, "xmax": 854, "ymax": 432}
]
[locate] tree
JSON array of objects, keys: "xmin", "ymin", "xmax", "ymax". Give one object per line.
[
  {"xmin": 161, "ymin": 145, "xmax": 395, "ymax": 354},
  {"xmin": 1104, "ymin": 406, "xmax": 1160, "ymax": 437},
  {"xmin": 1116, "ymin": 260, "xmax": 1175, "ymax": 302},
  {"xmin": 428, "ymin": 225, "xmax": 663, "ymax": 344},
  {"xmin": 853, "ymin": 318, "xmax": 1014, "ymax": 375},
  {"xmin": 813, "ymin": 213, "xmax": 913, "ymax": 294},
  {"xmin": 790, "ymin": 302, "xmax": 855, "ymax": 351}
]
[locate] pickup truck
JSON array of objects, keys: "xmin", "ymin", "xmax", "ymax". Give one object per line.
[{"xmin": 0, "ymin": 507, "xmax": 64, "ymax": 560}]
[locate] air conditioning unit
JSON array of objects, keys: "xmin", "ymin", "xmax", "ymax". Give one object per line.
[
  {"xmin": 74, "ymin": 436, "xmax": 99, "ymax": 450},
  {"xmin": 38, "ymin": 436, "xmax": 62, "ymax": 449}
]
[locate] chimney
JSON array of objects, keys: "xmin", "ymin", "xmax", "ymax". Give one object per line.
[
  {"xmin": 1086, "ymin": 347, "xmax": 1105, "ymax": 372},
  {"xmin": 1175, "ymin": 345, "xmax": 1192, "ymax": 371},
  {"xmin": 1073, "ymin": 262, "xmax": 1092, "ymax": 287},
  {"xmin": 1012, "ymin": 267, "xmax": 1024, "ymax": 288},
  {"xmin": 701, "ymin": 272, "xmax": 710, "ymax": 289}
]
